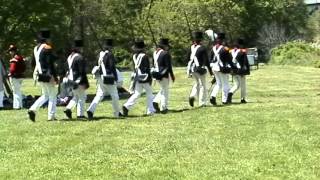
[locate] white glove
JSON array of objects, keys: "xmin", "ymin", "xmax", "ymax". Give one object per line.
[
  {"xmin": 91, "ymin": 66, "xmax": 100, "ymax": 75},
  {"xmin": 62, "ymin": 77, "xmax": 69, "ymax": 84}
]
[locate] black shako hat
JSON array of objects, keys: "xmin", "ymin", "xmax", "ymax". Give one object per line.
[
  {"xmin": 158, "ymin": 38, "xmax": 170, "ymax": 48},
  {"xmin": 192, "ymin": 31, "xmax": 204, "ymax": 41},
  {"xmin": 73, "ymin": 39, "xmax": 84, "ymax": 48},
  {"xmin": 39, "ymin": 28, "xmax": 50, "ymax": 39},
  {"xmin": 133, "ymin": 39, "xmax": 146, "ymax": 50},
  {"xmin": 216, "ymin": 33, "xmax": 226, "ymax": 40},
  {"xmin": 236, "ymin": 38, "xmax": 245, "ymax": 46},
  {"xmin": 103, "ymin": 38, "xmax": 113, "ymax": 49}
]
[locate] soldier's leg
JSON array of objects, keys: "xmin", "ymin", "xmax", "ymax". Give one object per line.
[
  {"xmin": 87, "ymin": 83, "xmax": 105, "ymax": 114},
  {"xmin": 230, "ymin": 75, "xmax": 241, "ymax": 94},
  {"xmin": 221, "ymin": 73, "xmax": 230, "ymax": 103},
  {"xmin": 107, "ymin": 84, "xmax": 121, "ymax": 117},
  {"xmin": 198, "ymin": 74, "xmax": 207, "ymax": 106},
  {"xmin": 29, "ymin": 83, "xmax": 49, "ymax": 112},
  {"xmin": 124, "ymin": 82, "xmax": 143, "ymax": 110},
  {"xmin": 210, "ymin": 71, "xmax": 222, "ymax": 98},
  {"xmin": 190, "ymin": 73, "xmax": 200, "ymax": 99},
  {"xmin": 153, "ymin": 81, "xmax": 162, "ymax": 105},
  {"xmin": 11, "ymin": 78, "xmax": 22, "ymax": 109},
  {"xmin": 0, "ymin": 90, "xmax": 4, "ymax": 108},
  {"xmin": 240, "ymin": 76, "xmax": 247, "ymax": 100},
  {"xmin": 66, "ymin": 88, "xmax": 79, "ymax": 110},
  {"xmin": 143, "ymin": 83, "xmax": 155, "ymax": 115},
  {"xmin": 47, "ymin": 83, "xmax": 57, "ymax": 120},
  {"xmin": 76, "ymin": 88, "xmax": 86, "ymax": 117},
  {"xmin": 160, "ymin": 78, "xmax": 170, "ymax": 110}
]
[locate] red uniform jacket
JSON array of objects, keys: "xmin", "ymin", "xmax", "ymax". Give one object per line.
[{"xmin": 9, "ymin": 54, "xmax": 25, "ymax": 78}]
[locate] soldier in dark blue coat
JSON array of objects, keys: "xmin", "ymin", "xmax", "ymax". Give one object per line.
[
  {"xmin": 186, "ymin": 31, "xmax": 213, "ymax": 107},
  {"xmin": 28, "ymin": 29, "xmax": 58, "ymax": 121},
  {"xmin": 122, "ymin": 39, "xmax": 155, "ymax": 116},
  {"xmin": 209, "ymin": 33, "xmax": 233, "ymax": 105},
  {"xmin": 87, "ymin": 38, "xmax": 122, "ymax": 119},
  {"xmin": 152, "ymin": 38, "xmax": 175, "ymax": 114},
  {"xmin": 228, "ymin": 38, "xmax": 250, "ymax": 103},
  {"xmin": 64, "ymin": 39, "xmax": 89, "ymax": 119}
]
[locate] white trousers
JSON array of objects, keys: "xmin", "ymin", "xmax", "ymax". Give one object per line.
[
  {"xmin": 66, "ymin": 87, "xmax": 87, "ymax": 117},
  {"xmin": 189, "ymin": 72, "xmax": 207, "ymax": 106},
  {"xmin": 87, "ymin": 79, "xmax": 120, "ymax": 117},
  {"xmin": 210, "ymin": 71, "xmax": 230, "ymax": 103},
  {"xmin": 0, "ymin": 90, "xmax": 3, "ymax": 108},
  {"xmin": 124, "ymin": 82, "xmax": 155, "ymax": 114},
  {"xmin": 153, "ymin": 78, "xmax": 170, "ymax": 110},
  {"xmin": 10, "ymin": 78, "xmax": 23, "ymax": 109},
  {"xmin": 230, "ymin": 75, "xmax": 247, "ymax": 99},
  {"xmin": 29, "ymin": 82, "xmax": 57, "ymax": 120}
]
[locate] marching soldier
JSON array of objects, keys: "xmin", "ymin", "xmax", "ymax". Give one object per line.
[
  {"xmin": 28, "ymin": 29, "xmax": 58, "ymax": 121},
  {"xmin": 186, "ymin": 31, "xmax": 213, "ymax": 107},
  {"xmin": 227, "ymin": 38, "xmax": 250, "ymax": 103},
  {"xmin": 63, "ymin": 39, "xmax": 89, "ymax": 119},
  {"xmin": 87, "ymin": 38, "xmax": 122, "ymax": 119},
  {"xmin": 152, "ymin": 38, "xmax": 175, "ymax": 114},
  {"xmin": 209, "ymin": 33, "xmax": 232, "ymax": 105},
  {"xmin": 8, "ymin": 45, "xmax": 26, "ymax": 109},
  {"xmin": 122, "ymin": 39, "xmax": 155, "ymax": 116}
]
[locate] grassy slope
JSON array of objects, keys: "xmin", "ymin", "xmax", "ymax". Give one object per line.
[{"xmin": 0, "ymin": 65, "xmax": 319, "ymax": 179}]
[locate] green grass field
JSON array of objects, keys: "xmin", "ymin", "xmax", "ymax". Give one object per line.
[{"xmin": 0, "ymin": 65, "xmax": 319, "ymax": 179}]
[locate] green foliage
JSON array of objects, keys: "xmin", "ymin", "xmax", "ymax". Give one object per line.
[
  {"xmin": 0, "ymin": 0, "xmax": 309, "ymax": 67},
  {"xmin": 307, "ymin": 10, "xmax": 320, "ymax": 42},
  {"xmin": 270, "ymin": 41, "xmax": 320, "ymax": 67},
  {"xmin": 0, "ymin": 66, "xmax": 320, "ymax": 179}
]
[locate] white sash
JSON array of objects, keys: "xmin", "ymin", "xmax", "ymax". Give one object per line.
[
  {"xmin": 98, "ymin": 50, "xmax": 109, "ymax": 76},
  {"xmin": 211, "ymin": 45, "xmax": 224, "ymax": 71},
  {"xmin": 133, "ymin": 53, "xmax": 145, "ymax": 73},
  {"xmin": 67, "ymin": 53, "xmax": 80, "ymax": 81},
  {"xmin": 33, "ymin": 44, "xmax": 46, "ymax": 74},
  {"xmin": 187, "ymin": 45, "xmax": 201, "ymax": 75},
  {"xmin": 153, "ymin": 49, "xmax": 163, "ymax": 72},
  {"xmin": 231, "ymin": 49, "xmax": 241, "ymax": 69}
]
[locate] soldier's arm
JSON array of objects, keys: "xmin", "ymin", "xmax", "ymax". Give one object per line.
[
  {"xmin": 107, "ymin": 53, "xmax": 118, "ymax": 81},
  {"xmin": 201, "ymin": 47, "xmax": 213, "ymax": 75},
  {"xmin": 44, "ymin": 45, "xmax": 57, "ymax": 80},
  {"xmin": 166, "ymin": 53, "xmax": 175, "ymax": 80}
]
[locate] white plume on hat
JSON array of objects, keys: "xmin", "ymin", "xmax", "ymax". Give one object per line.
[{"xmin": 205, "ymin": 29, "xmax": 217, "ymax": 41}]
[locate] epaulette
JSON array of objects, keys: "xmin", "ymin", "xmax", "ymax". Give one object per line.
[
  {"xmin": 10, "ymin": 58, "xmax": 18, "ymax": 63},
  {"xmin": 44, "ymin": 44, "xmax": 52, "ymax": 50},
  {"xmin": 224, "ymin": 47, "xmax": 230, "ymax": 51}
]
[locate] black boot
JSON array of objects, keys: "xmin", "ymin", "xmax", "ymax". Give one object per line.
[
  {"xmin": 122, "ymin": 106, "xmax": 129, "ymax": 117},
  {"xmin": 189, "ymin": 97, "xmax": 195, "ymax": 107},
  {"xmin": 227, "ymin": 93, "xmax": 233, "ymax": 104},
  {"xmin": 77, "ymin": 116, "xmax": 86, "ymax": 120},
  {"xmin": 161, "ymin": 109, "xmax": 169, "ymax": 114},
  {"xmin": 64, "ymin": 109, "xmax": 72, "ymax": 119},
  {"xmin": 27, "ymin": 110, "xmax": 36, "ymax": 122},
  {"xmin": 153, "ymin": 102, "xmax": 160, "ymax": 113},
  {"xmin": 87, "ymin": 111, "xmax": 94, "ymax": 120},
  {"xmin": 241, "ymin": 99, "xmax": 247, "ymax": 104},
  {"xmin": 210, "ymin": 97, "xmax": 217, "ymax": 106}
]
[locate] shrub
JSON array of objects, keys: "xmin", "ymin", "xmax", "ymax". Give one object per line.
[{"xmin": 270, "ymin": 41, "xmax": 320, "ymax": 68}]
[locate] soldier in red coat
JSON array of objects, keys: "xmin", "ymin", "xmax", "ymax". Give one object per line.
[{"xmin": 8, "ymin": 45, "xmax": 26, "ymax": 109}]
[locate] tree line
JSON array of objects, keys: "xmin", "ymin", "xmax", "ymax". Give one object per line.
[{"xmin": 0, "ymin": 0, "xmax": 309, "ymax": 68}]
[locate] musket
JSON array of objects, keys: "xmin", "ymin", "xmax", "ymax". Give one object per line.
[
  {"xmin": 183, "ymin": 10, "xmax": 192, "ymax": 40},
  {"xmin": 146, "ymin": 0, "xmax": 157, "ymax": 47},
  {"xmin": 86, "ymin": 17, "xmax": 104, "ymax": 51}
]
